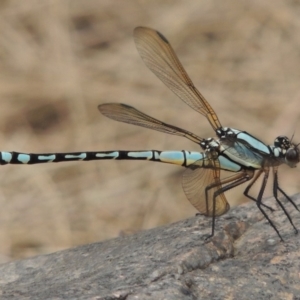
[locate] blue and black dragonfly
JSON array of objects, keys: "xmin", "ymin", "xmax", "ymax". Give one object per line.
[{"xmin": 1, "ymin": 27, "xmax": 299, "ymax": 240}]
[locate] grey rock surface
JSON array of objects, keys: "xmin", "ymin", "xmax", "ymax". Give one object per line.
[{"xmin": 0, "ymin": 195, "xmax": 299, "ymax": 300}]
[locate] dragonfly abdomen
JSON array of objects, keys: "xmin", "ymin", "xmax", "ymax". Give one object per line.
[{"xmin": 0, "ymin": 150, "xmax": 203, "ymax": 167}]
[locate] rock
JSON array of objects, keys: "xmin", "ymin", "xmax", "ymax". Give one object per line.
[{"xmin": 0, "ymin": 194, "xmax": 299, "ymax": 299}]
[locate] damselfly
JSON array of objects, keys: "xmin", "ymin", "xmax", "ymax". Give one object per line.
[{"xmin": 1, "ymin": 27, "xmax": 299, "ymax": 241}]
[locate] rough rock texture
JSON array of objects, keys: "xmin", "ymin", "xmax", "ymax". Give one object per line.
[{"xmin": 0, "ymin": 195, "xmax": 299, "ymax": 300}]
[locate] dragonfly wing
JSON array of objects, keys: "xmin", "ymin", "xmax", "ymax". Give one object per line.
[
  {"xmin": 182, "ymin": 156, "xmax": 229, "ymax": 217},
  {"xmin": 134, "ymin": 27, "xmax": 221, "ymax": 131},
  {"xmin": 98, "ymin": 103, "xmax": 203, "ymax": 144}
]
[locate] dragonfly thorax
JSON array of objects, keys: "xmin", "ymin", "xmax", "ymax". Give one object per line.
[
  {"xmin": 215, "ymin": 127, "xmax": 236, "ymax": 139},
  {"xmin": 200, "ymin": 138, "xmax": 222, "ymax": 159},
  {"xmin": 200, "ymin": 138, "xmax": 221, "ymax": 150}
]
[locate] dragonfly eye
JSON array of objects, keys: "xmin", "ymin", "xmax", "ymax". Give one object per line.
[{"xmin": 285, "ymin": 147, "xmax": 300, "ymax": 166}]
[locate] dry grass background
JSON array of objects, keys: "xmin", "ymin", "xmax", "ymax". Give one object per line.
[{"xmin": 0, "ymin": 0, "xmax": 300, "ymax": 262}]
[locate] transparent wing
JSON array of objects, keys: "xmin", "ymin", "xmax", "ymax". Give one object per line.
[
  {"xmin": 134, "ymin": 26, "xmax": 222, "ymax": 131},
  {"xmin": 182, "ymin": 156, "xmax": 229, "ymax": 217},
  {"xmin": 98, "ymin": 103, "xmax": 203, "ymax": 144}
]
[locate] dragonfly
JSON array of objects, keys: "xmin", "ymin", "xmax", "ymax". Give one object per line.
[{"xmin": 1, "ymin": 27, "xmax": 299, "ymax": 241}]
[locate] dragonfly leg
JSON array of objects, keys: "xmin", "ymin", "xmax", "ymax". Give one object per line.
[
  {"xmin": 277, "ymin": 186, "xmax": 299, "ymax": 211},
  {"xmin": 244, "ymin": 168, "xmax": 284, "ymax": 241},
  {"xmin": 202, "ymin": 179, "xmax": 224, "ymax": 240},
  {"xmin": 242, "ymin": 169, "xmax": 275, "ymax": 212},
  {"xmin": 273, "ymin": 168, "xmax": 298, "ymax": 234},
  {"xmin": 203, "ymin": 170, "xmax": 255, "ymax": 240}
]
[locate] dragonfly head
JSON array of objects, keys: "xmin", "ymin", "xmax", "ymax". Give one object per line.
[{"xmin": 274, "ymin": 136, "xmax": 300, "ymax": 168}]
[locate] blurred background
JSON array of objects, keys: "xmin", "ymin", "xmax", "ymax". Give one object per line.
[{"xmin": 0, "ymin": 0, "xmax": 300, "ymax": 262}]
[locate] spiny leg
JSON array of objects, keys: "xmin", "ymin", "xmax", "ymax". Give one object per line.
[
  {"xmin": 277, "ymin": 186, "xmax": 299, "ymax": 211},
  {"xmin": 240, "ymin": 169, "xmax": 275, "ymax": 212},
  {"xmin": 244, "ymin": 168, "xmax": 284, "ymax": 241},
  {"xmin": 273, "ymin": 166, "xmax": 299, "ymax": 212},
  {"xmin": 277, "ymin": 185, "xmax": 300, "ymax": 211},
  {"xmin": 273, "ymin": 167, "xmax": 298, "ymax": 234},
  {"xmin": 208, "ymin": 169, "xmax": 274, "ymax": 213},
  {"xmin": 204, "ymin": 170, "xmax": 255, "ymax": 239}
]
